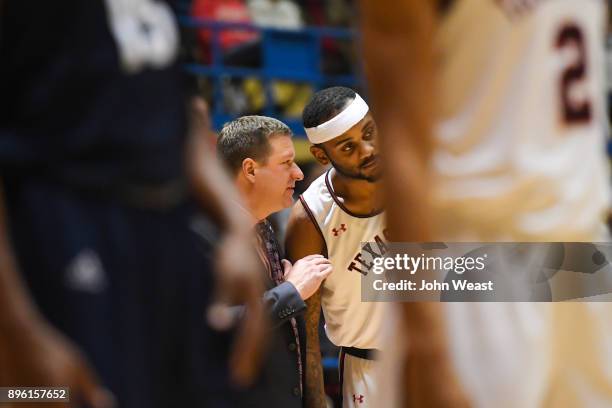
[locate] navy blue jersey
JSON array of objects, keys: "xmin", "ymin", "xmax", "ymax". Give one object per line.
[{"xmin": 0, "ymin": 0, "xmax": 188, "ymax": 191}]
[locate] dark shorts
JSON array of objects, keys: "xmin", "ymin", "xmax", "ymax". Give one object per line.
[{"xmin": 4, "ymin": 180, "xmax": 237, "ymax": 407}]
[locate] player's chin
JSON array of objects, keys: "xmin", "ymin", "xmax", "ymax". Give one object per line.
[{"xmin": 361, "ymin": 168, "xmax": 383, "ymax": 182}]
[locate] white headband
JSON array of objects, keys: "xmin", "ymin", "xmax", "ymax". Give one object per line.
[{"xmin": 304, "ymin": 94, "xmax": 369, "ymax": 144}]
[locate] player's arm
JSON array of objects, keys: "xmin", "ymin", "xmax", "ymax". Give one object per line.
[
  {"xmin": 359, "ymin": 0, "xmax": 435, "ymax": 241},
  {"xmin": 285, "ymin": 199, "xmax": 327, "ymax": 408},
  {"xmin": 359, "ymin": 1, "xmax": 470, "ymax": 407},
  {"xmin": 186, "ymin": 97, "xmax": 267, "ymax": 386},
  {"xmin": 186, "ymin": 98, "xmax": 263, "ymax": 299}
]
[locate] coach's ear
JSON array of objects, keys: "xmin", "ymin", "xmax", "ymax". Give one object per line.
[
  {"xmin": 241, "ymin": 158, "xmax": 257, "ymax": 183},
  {"xmin": 309, "ymin": 145, "xmax": 329, "ymax": 166}
]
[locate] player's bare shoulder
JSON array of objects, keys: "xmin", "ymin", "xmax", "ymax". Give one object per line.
[{"xmin": 285, "ymin": 198, "xmax": 327, "ymax": 260}]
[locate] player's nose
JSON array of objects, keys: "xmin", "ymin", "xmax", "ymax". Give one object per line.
[{"xmin": 359, "ymin": 140, "xmax": 376, "ymax": 159}]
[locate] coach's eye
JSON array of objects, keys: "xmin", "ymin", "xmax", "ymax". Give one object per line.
[{"xmin": 342, "ymin": 143, "xmax": 354, "ymax": 152}]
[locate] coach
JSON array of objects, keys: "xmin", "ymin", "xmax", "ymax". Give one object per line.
[{"xmin": 217, "ymin": 116, "xmax": 332, "ymax": 407}]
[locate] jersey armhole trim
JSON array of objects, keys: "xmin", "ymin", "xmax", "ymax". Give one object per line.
[{"xmin": 298, "ymin": 194, "xmax": 329, "ymax": 258}]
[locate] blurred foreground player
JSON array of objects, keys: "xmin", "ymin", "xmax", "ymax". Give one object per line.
[
  {"xmin": 361, "ymin": 0, "xmax": 611, "ymax": 407},
  {"xmin": 0, "ymin": 1, "xmax": 264, "ymax": 407},
  {"xmin": 285, "ymin": 87, "xmax": 387, "ymax": 408},
  {"xmin": 217, "ymin": 115, "xmax": 333, "ymax": 407}
]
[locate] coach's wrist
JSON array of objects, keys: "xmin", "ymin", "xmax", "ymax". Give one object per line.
[{"xmin": 284, "ymin": 277, "xmax": 305, "ymax": 300}]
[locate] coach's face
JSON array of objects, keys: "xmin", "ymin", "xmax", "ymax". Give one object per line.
[
  {"xmin": 310, "ymin": 113, "xmax": 381, "ymax": 182},
  {"xmin": 253, "ymin": 134, "xmax": 304, "ymax": 214}
]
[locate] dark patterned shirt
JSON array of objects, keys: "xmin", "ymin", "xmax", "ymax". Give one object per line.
[{"xmin": 255, "ymin": 219, "xmax": 303, "ymax": 395}]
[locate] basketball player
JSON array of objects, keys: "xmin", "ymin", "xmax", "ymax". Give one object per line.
[
  {"xmin": 285, "ymin": 86, "xmax": 387, "ymax": 408},
  {"xmin": 360, "ymin": 0, "xmax": 611, "ymax": 407}
]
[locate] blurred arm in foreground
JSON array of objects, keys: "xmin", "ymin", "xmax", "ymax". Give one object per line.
[
  {"xmin": 186, "ymin": 97, "xmax": 267, "ymax": 386},
  {"xmin": 359, "ymin": 1, "xmax": 470, "ymax": 406}
]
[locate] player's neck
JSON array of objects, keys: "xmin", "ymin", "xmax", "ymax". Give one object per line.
[{"xmin": 330, "ymin": 169, "xmax": 383, "ymax": 215}]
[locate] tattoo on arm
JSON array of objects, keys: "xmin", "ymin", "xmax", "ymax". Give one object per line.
[{"xmin": 304, "ymin": 291, "xmax": 326, "ymax": 408}]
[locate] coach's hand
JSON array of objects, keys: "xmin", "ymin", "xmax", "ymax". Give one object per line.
[
  {"xmin": 282, "ymin": 255, "xmax": 332, "ymax": 300},
  {"xmin": 0, "ymin": 318, "xmax": 116, "ymax": 408}
]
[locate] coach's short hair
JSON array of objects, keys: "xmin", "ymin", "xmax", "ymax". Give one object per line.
[
  {"xmin": 302, "ymin": 86, "xmax": 356, "ymax": 128},
  {"xmin": 217, "ymin": 115, "xmax": 292, "ymax": 175}
]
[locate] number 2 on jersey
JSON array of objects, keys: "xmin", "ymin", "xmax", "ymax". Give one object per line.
[{"xmin": 556, "ymin": 23, "xmax": 592, "ymax": 125}]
